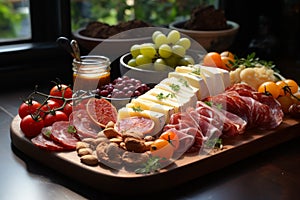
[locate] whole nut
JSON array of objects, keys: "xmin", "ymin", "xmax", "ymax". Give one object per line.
[
  {"xmin": 80, "ymin": 154, "xmax": 99, "ymax": 166},
  {"xmin": 78, "ymin": 148, "xmax": 93, "ymax": 156}
]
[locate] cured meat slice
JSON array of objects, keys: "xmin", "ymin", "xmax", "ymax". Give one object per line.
[
  {"xmin": 69, "ymin": 109, "xmax": 101, "ymax": 139},
  {"xmin": 196, "ymin": 101, "xmax": 247, "ymax": 137},
  {"xmin": 226, "ymin": 83, "xmax": 284, "ymax": 129},
  {"xmin": 50, "ymin": 121, "xmax": 80, "ymax": 150},
  {"xmin": 31, "ymin": 127, "xmax": 65, "ymax": 151},
  {"xmin": 115, "ymin": 116, "xmax": 155, "ymax": 136}
]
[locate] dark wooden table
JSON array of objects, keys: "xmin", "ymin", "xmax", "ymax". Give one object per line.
[{"xmin": 1, "ymin": 86, "xmax": 300, "ymax": 200}]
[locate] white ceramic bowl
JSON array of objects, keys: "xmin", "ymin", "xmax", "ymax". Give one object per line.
[
  {"xmin": 169, "ymin": 20, "xmax": 239, "ymax": 52},
  {"xmin": 72, "ymin": 27, "xmax": 152, "ymax": 52},
  {"xmin": 119, "ymin": 53, "xmax": 173, "ymax": 84}
]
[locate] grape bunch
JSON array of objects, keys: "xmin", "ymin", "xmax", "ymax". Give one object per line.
[
  {"xmin": 127, "ymin": 30, "xmax": 195, "ymax": 71},
  {"xmin": 96, "ymin": 76, "xmax": 150, "ymax": 98}
]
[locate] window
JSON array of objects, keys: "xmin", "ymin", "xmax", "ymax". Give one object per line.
[
  {"xmin": 0, "ymin": 0, "xmax": 73, "ymax": 87},
  {"xmin": 0, "ymin": 0, "xmax": 31, "ymax": 43},
  {"xmin": 70, "ymin": 0, "xmax": 219, "ymax": 31}
]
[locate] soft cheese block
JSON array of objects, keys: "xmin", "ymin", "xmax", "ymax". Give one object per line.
[
  {"xmin": 202, "ymin": 65, "xmax": 231, "ymax": 88},
  {"xmin": 175, "ymin": 66, "xmax": 217, "ymax": 96},
  {"xmin": 126, "ymin": 98, "xmax": 175, "ymax": 123},
  {"xmin": 195, "ymin": 65, "xmax": 226, "ymax": 95},
  {"xmin": 118, "ymin": 107, "xmax": 166, "ymax": 136}
]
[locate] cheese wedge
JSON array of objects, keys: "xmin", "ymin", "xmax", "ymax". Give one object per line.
[
  {"xmin": 168, "ymin": 71, "xmax": 210, "ymax": 100},
  {"xmin": 195, "ymin": 65, "xmax": 226, "ymax": 95},
  {"xmin": 126, "ymin": 98, "xmax": 175, "ymax": 123},
  {"xmin": 118, "ymin": 107, "xmax": 166, "ymax": 136}
]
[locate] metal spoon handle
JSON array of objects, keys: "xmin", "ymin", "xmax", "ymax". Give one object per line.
[
  {"xmin": 70, "ymin": 39, "xmax": 81, "ymax": 62},
  {"xmin": 56, "ymin": 37, "xmax": 75, "ymax": 59}
]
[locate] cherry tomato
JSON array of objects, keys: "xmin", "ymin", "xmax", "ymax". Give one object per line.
[
  {"xmin": 220, "ymin": 51, "xmax": 235, "ymax": 59},
  {"xmin": 277, "ymin": 95, "xmax": 294, "ymax": 113},
  {"xmin": 20, "ymin": 115, "xmax": 44, "ymax": 138},
  {"xmin": 44, "ymin": 110, "xmax": 68, "ymax": 127},
  {"xmin": 220, "ymin": 56, "xmax": 234, "ymax": 70},
  {"xmin": 18, "ymin": 100, "xmax": 42, "ymax": 119},
  {"xmin": 276, "ymin": 79, "xmax": 299, "ymax": 96},
  {"xmin": 202, "ymin": 52, "xmax": 223, "ymax": 68},
  {"xmin": 50, "ymin": 84, "xmax": 73, "ymax": 105},
  {"xmin": 62, "ymin": 101, "xmax": 73, "ymax": 117},
  {"xmin": 159, "ymin": 130, "xmax": 179, "ymax": 150},
  {"xmin": 150, "ymin": 138, "xmax": 174, "ymax": 160},
  {"xmin": 291, "ymin": 92, "xmax": 300, "ymax": 105},
  {"xmin": 39, "ymin": 99, "xmax": 61, "ymax": 118},
  {"xmin": 258, "ymin": 81, "xmax": 280, "ymax": 99}
]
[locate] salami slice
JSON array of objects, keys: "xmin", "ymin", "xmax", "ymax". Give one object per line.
[
  {"xmin": 115, "ymin": 116, "xmax": 155, "ymax": 136},
  {"xmin": 31, "ymin": 130, "xmax": 65, "ymax": 151},
  {"xmin": 50, "ymin": 121, "xmax": 79, "ymax": 150},
  {"xmin": 69, "ymin": 109, "xmax": 101, "ymax": 139}
]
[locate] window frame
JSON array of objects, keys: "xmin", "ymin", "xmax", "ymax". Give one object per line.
[{"xmin": 0, "ymin": 0, "xmax": 73, "ymax": 87}]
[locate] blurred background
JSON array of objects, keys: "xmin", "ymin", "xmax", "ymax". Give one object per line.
[{"xmin": 0, "ymin": 0, "xmax": 299, "ymax": 88}]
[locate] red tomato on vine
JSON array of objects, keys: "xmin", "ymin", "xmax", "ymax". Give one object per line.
[
  {"xmin": 18, "ymin": 99, "xmax": 41, "ymax": 119},
  {"xmin": 50, "ymin": 83, "xmax": 72, "ymax": 106},
  {"xmin": 20, "ymin": 115, "xmax": 44, "ymax": 138}
]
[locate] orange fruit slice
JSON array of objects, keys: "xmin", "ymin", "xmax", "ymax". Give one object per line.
[{"xmin": 86, "ymin": 97, "xmax": 118, "ymax": 128}]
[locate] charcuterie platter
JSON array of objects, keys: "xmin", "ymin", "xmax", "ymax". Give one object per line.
[
  {"xmin": 10, "ymin": 115, "xmax": 300, "ymax": 194},
  {"xmin": 10, "ymin": 30, "xmax": 300, "ymax": 195}
]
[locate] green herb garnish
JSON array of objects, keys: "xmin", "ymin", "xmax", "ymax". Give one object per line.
[
  {"xmin": 169, "ymin": 83, "xmax": 180, "ymax": 92},
  {"xmin": 135, "ymin": 156, "xmax": 164, "ymax": 174},
  {"xmin": 132, "ymin": 106, "xmax": 143, "ymax": 112},
  {"xmin": 231, "ymin": 52, "xmax": 278, "ymax": 72},
  {"xmin": 68, "ymin": 125, "xmax": 77, "ymax": 134},
  {"xmin": 179, "ymin": 78, "xmax": 190, "ymax": 88},
  {"xmin": 204, "ymin": 138, "xmax": 223, "ymax": 149},
  {"xmin": 156, "ymin": 92, "xmax": 175, "ymax": 100},
  {"xmin": 192, "ymin": 68, "xmax": 201, "ymax": 75}
]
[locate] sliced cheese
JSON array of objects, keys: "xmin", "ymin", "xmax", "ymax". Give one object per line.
[
  {"xmin": 156, "ymin": 76, "xmax": 199, "ymax": 99},
  {"xmin": 127, "ymin": 98, "xmax": 175, "ymax": 123},
  {"xmin": 118, "ymin": 107, "xmax": 166, "ymax": 136},
  {"xmin": 138, "ymin": 87, "xmax": 196, "ymax": 113},
  {"xmin": 168, "ymin": 71, "xmax": 209, "ymax": 100}
]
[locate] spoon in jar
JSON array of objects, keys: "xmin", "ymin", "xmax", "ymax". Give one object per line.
[
  {"xmin": 56, "ymin": 37, "xmax": 76, "ymax": 59},
  {"xmin": 70, "ymin": 39, "xmax": 81, "ymax": 62}
]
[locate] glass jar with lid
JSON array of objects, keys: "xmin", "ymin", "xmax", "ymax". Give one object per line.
[{"xmin": 72, "ymin": 55, "xmax": 111, "ymax": 91}]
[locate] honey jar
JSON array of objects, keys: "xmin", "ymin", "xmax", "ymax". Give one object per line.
[{"xmin": 72, "ymin": 55, "xmax": 111, "ymax": 91}]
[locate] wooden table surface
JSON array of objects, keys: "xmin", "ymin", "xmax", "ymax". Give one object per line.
[{"xmin": 1, "ymin": 86, "xmax": 300, "ymax": 200}]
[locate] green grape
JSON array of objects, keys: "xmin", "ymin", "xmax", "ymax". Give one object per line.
[
  {"xmin": 140, "ymin": 43, "xmax": 157, "ymax": 59},
  {"xmin": 165, "ymin": 54, "xmax": 180, "ymax": 68},
  {"xmin": 154, "ymin": 33, "xmax": 168, "ymax": 48},
  {"xmin": 152, "ymin": 31, "xmax": 162, "ymax": 42},
  {"xmin": 167, "ymin": 30, "xmax": 180, "ymax": 44},
  {"xmin": 176, "ymin": 38, "xmax": 191, "ymax": 50},
  {"xmin": 178, "ymin": 56, "xmax": 195, "ymax": 66},
  {"xmin": 130, "ymin": 44, "xmax": 140, "ymax": 58},
  {"xmin": 135, "ymin": 54, "xmax": 152, "ymax": 66},
  {"xmin": 153, "ymin": 58, "xmax": 169, "ymax": 71},
  {"xmin": 127, "ymin": 58, "xmax": 137, "ymax": 67},
  {"xmin": 158, "ymin": 44, "xmax": 172, "ymax": 58},
  {"xmin": 172, "ymin": 45, "xmax": 186, "ymax": 58}
]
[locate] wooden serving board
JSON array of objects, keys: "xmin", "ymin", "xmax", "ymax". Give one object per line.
[{"xmin": 10, "ymin": 115, "xmax": 300, "ymax": 195}]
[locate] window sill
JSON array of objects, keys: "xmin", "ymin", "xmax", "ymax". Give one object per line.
[{"xmin": 0, "ymin": 42, "xmax": 73, "ymax": 88}]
